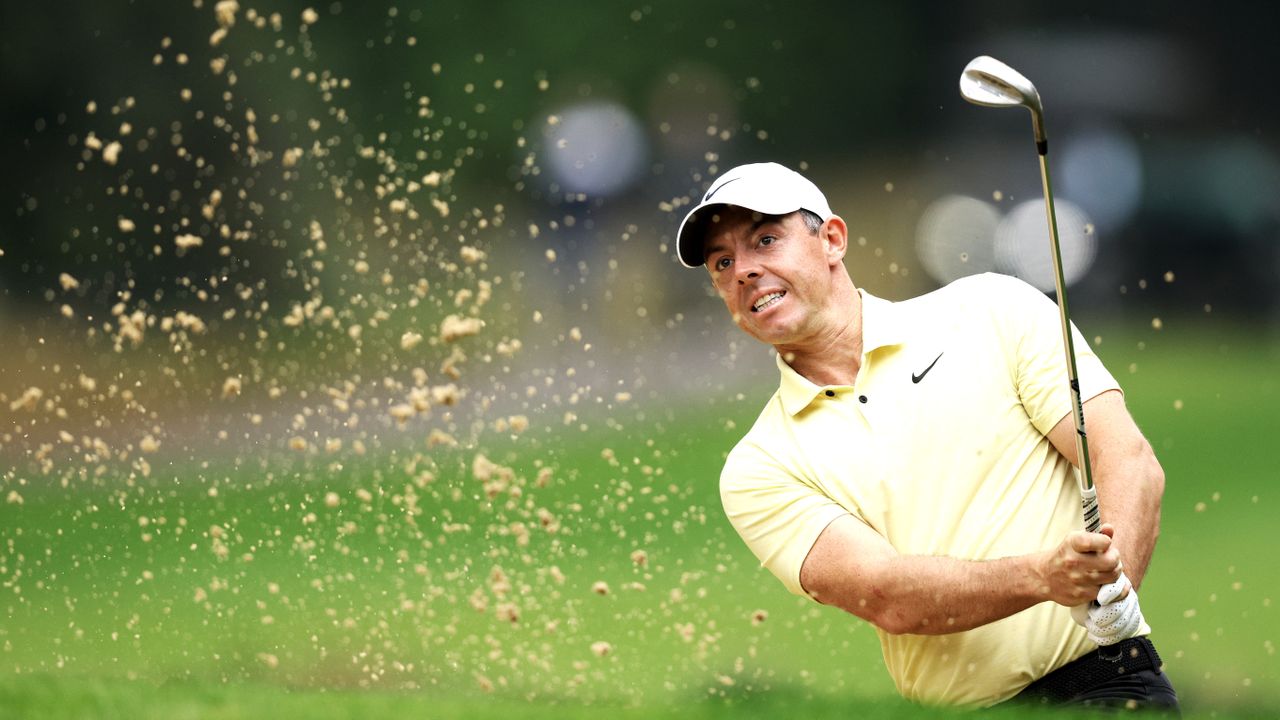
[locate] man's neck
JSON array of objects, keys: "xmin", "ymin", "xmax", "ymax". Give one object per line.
[{"xmin": 775, "ymin": 288, "xmax": 864, "ymax": 387}]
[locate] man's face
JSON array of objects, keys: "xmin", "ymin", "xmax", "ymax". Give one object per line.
[{"xmin": 702, "ymin": 207, "xmax": 845, "ymax": 347}]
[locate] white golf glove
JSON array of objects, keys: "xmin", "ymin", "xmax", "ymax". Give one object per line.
[{"xmin": 1070, "ymin": 572, "xmax": 1145, "ymax": 646}]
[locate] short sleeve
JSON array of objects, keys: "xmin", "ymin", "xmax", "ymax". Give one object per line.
[
  {"xmin": 988, "ymin": 274, "xmax": 1121, "ymax": 436},
  {"xmin": 720, "ymin": 441, "xmax": 852, "ymax": 598}
]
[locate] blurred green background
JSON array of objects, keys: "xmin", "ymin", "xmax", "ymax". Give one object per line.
[{"xmin": 1, "ymin": 1, "xmax": 1277, "ymax": 717}]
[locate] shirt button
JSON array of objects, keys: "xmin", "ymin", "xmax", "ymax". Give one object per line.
[
  {"xmin": 825, "ymin": 390, "xmax": 835, "ymax": 397},
  {"xmin": 859, "ymin": 395, "xmax": 868, "ymax": 403}
]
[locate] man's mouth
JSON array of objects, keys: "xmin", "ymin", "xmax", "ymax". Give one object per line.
[{"xmin": 752, "ymin": 291, "xmax": 785, "ymax": 313}]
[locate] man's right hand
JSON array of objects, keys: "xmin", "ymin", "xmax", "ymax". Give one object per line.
[{"xmin": 1038, "ymin": 528, "xmax": 1124, "ymax": 606}]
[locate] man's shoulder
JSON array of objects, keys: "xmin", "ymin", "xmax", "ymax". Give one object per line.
[
  {"xmin": 902, "ymin": 272, "xmax": 1036, "ymax": 309},
  {"xmin": 890, "ymin": 273, "xmax": 1040, "ymax": 332},
  {"xmin": 721, "ymin": 391, "xmax": 792, "ymax": 478},
  {"xmin": 727, "ymin": 389, "xmax": 788, "ymax": 452}
]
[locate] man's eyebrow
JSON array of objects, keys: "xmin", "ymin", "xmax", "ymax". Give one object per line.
[{"xmin": 702, "ymin": 216, "xmax": 775, "ymax": 262}]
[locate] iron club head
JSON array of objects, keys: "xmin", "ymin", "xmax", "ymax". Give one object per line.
[{"xmin": 960, "ymin": 56, "xmax": 1047, "ymax": 144}]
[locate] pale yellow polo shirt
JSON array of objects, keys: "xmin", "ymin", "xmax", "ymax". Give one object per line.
[{"xmin": 720, "ymin": 272, "xmax": 1135, "ymax": 707}]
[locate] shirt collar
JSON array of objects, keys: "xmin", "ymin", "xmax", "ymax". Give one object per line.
[{"xmin": 776, "ymin": 288, "xmax": 907, "ymax": 416}]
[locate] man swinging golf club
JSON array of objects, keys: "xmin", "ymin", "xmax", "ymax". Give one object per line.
[{"xmin": 671, "ymin": 60, "xmax": 1178, "ymax": 712}]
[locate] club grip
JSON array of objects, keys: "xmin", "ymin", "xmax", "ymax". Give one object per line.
[{"xmin": 1081, "ymin": 486, "xmax": 1101, "ymax": 533}]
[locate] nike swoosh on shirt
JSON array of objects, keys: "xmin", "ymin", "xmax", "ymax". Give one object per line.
[
  {"xmin": 703, "ymin": 177, "xmax": 742, "ymax": 202},
  {"xmin": 911, "ymin": 352, "xmax": 944, "ymax": 384}
]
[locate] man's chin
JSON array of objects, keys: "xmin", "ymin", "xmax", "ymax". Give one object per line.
[{"xmin": 738, "ymin": 322, "xmax": 793, "ymax": 347}]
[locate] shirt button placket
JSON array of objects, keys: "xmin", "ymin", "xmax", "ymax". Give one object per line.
[{"xmin": 853, "ymin": 388, "xmax": 873, "ymax": 426}]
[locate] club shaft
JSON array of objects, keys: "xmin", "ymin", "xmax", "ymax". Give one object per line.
[{"xmin": 1036, "ymin": 149, "xmax": 1098, "ymax": 530}]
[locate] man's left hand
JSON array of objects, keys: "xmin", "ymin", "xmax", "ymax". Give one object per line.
[{"xmin": 1070, "ymin": 571, "xmax": 1145, "ymax": 646}]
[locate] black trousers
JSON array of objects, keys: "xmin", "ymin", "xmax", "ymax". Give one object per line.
[{"xmin": 1013, "ymin": 637, "xmax": 1180, "ymax": 715}]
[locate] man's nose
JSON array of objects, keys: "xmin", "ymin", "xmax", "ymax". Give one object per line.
[{"xmin": 735, "ymin": 259, "xmax": 761, "ymax": 284}]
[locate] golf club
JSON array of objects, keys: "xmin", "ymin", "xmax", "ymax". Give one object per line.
[{"xmin": 958, "ymin": 56, "xmax": 1100, "ymax": 534}]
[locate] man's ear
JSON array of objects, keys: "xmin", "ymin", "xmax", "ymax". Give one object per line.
[{"xmin": 821, "ymin": 216, "xmax": 849, "ymax": 266}]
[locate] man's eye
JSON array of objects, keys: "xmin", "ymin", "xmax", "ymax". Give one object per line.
[
  {"xmin": 715, "ymin": 257, "xmax": 732, "ymax": 271},
  {"xmin": 759, "ymin": 235, "xmax": 776, "ymax": 246}
]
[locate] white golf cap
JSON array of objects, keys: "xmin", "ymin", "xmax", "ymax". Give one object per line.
[{"xmin": 674, "ymin": 162, "xmax": 833, "ymax": 268}]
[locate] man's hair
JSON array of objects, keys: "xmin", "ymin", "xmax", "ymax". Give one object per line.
[{"xmin": 797, "ymin": 209, "xmax": 823, "ymax": 234}]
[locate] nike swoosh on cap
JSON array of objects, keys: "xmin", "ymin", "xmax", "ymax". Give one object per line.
[{"xmin": 703, "ymin": 177, "xmax": 742, "ymax": 202}]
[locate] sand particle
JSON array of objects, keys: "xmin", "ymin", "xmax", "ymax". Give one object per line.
[{"xmin": 102, "ymin": 141, "xmax": 122, "ymax": 165}]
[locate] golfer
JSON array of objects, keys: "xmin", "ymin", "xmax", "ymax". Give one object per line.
[{"xmin": 674, "ymin": 162, "xmax": 1179, "ymax": 711}]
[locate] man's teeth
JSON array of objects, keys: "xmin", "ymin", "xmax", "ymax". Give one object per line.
[{"xmin": 753, "ymin": 291, "xmax": 784, "ymax": 312}]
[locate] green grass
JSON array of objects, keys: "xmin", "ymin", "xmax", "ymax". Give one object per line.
[
  {"xmin": 1095, "ymin": 322, "xmax": 1280, "ymax": 711},
  {"xmin": 6, "ymin": 674, "xmax": 1273, "ymax": 720},
  {"xmin": 1, "ymin": 320, "xmax": 1277, "ymax": 718}
]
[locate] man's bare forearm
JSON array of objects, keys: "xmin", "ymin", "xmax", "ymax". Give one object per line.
[
  {"xmin": 801, "ymin": 517, "xmax": 1122, "ymax": 636},
  {"xmin": 1048, "ymin": 391, "xmax": 1166, "ymax": 590},
  {"xmin": 1093, "ymin": 436, "xmax": 1164, "ymax": 589},
  {"xmin": 822, "ymin": 553, "xmax": 1046, "ymax": 635}
]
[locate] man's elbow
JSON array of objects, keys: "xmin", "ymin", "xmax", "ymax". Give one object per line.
[
  {"xmin": 1149, "ymin": 456, "xmax": 1165, "ymax": 535},
  {"xmin": 865, "ymin": 607, "xmax": 954, "ymax": 635},
  {"xmin": 1140, "ymin": 440, "xmax": 1166, "ymax": 504},
  {"xmin": 1150, "ymin": 459, "xmax": 1166, "ymax": 503},
  {"xmin": 1134, "ymin": 440, "xmax": 1166, "ymax": 549},
  {"xmin": 1111, "ymin": 434, "xmax": 1166, "ymax": 503},
  {"xmin": 819, "ymin": 593, "xmax": 924, "ymax": 636},
  {"xmin": 872, "ymin": 611, "xmax": 925, "ymax": 636}
]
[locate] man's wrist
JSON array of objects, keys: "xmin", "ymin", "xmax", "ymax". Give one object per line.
[{"xmin": 1018, "ymin": 551, "xmax": 1051, "ymax": 604}]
